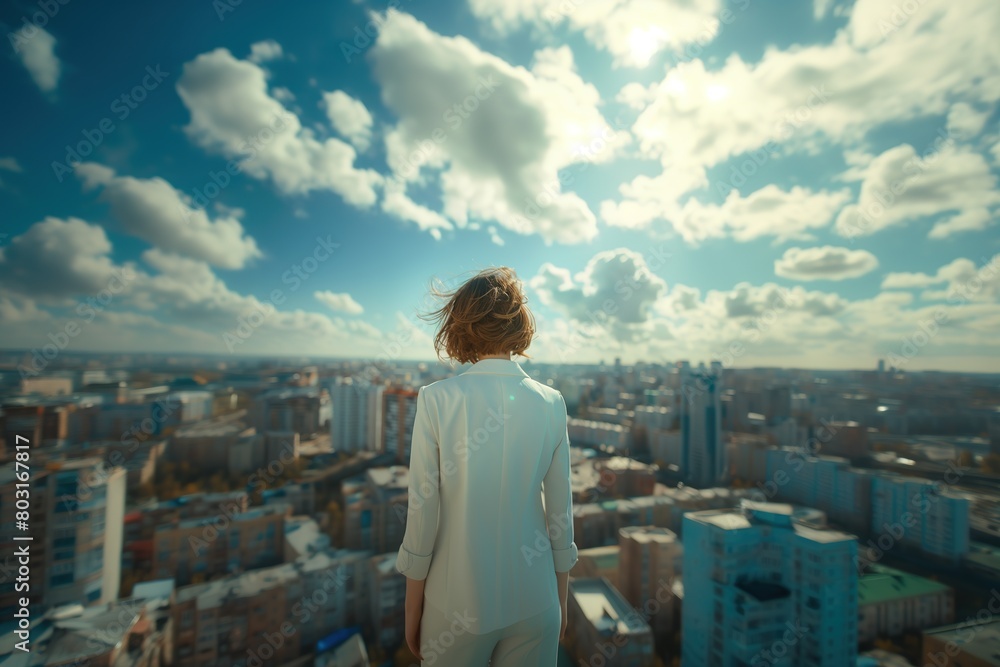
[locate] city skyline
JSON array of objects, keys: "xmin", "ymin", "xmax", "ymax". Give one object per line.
[{"xmin": 2, "ymin": 0, "xmax": 1000, "ymax": 375}]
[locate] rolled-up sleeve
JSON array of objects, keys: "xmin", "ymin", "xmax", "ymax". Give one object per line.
[
  {"xmin": 396, "ymin": 385, "xmax": 440, "ymax": 580},
  {"xmin": 542, "ymin": 394, "xmax": 578, "ymax": 572}
]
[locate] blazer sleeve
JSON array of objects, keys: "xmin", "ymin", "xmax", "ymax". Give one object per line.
[
  {"xmin": 395, "ymin": 385, "xmax": 441, "ymax": 580},
  {"xmin": 541, "ymin": 392, "xmax": 578, "ymax": 572}
]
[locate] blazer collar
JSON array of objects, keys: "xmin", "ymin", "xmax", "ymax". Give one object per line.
[{"xmin": 460, "ymin": 358, "xmax": 529, "ymax": 378}]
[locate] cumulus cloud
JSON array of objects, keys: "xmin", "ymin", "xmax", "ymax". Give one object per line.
[
  {"xmin": 75, "ymin": 163, "xmax": 262, "ymax": 270},
  {"xmin": 370, "ymin": 12, "xmax": 627, "ymax": 244},
  {"xmin": 315, "ymin": 290, "xmax": 364, "ymax": 315},
  {"xmin": 248, "ymin": 39, "xmax": 283, "ymax": 63},
  {"xmin": 603, "ymin": 0, "xmax": 1000, "ymax": 227},
  {"xmin": 834, "ymin": 143, "xmax": 1000, "ymax": 238},
  {"xmin": 882, "ymin": 255, "xmax": 1000, "ymax": 302},
  {"xmin": 322, "ymin": 90, "xmax": 374, "ymax": 151},
  {"xmin": 774, "ymin": 246, "xmax": 879, "ymax": 281},
  {"xmin": 604, "ymin": 184, "xmax": 851, "ymax": 244},
  {"xmin": 176, "ymin": 47, "xmax": 382, "ymax": 207},
  {"xmin": 529, "ymin": 249, "xmax": 667, "ymax": 340},
  {"xmin": 929, "ymin": 208, "xmax": 994, "ymax": 239},
  {"xmin": 0, "ymin": 217, "xmax": 133, "ymax": 301},
  {"xmin": 12, "ymin": 26, "xmax": 61, "ymax": 93},
  {"xmin": 466, "ymin": 0, "xmax": 723, "ymax": 68},
  {"xmin": 946, "ymin": 102, "xmax": 990, "ymax": 141}
]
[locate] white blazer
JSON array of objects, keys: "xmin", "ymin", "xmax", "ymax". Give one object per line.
[{"xmin": 394, "ymin": 357, "xmax": 579, "ymax": 635}]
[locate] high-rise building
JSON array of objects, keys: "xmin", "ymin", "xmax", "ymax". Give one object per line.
[
  {"xmin": 683, "ymin": 500, "xmax": 859, "ymax": 667},
  {"xmin": 330, "ymin": 377, "xmax": 383, "ymax": 454},
  {"xmin": 618, "ymin": 526, "xmax": 680, "ymax": 638},
  {"xmin": 680, "ymin": 362, "xmax": 726, "ymax": 488},
  {"xmin": 869, "ymin": 475, "xmax": 970, "ymax": 565},
  {"xmin": 382, "ymin": 387, "xmax": 418, "ymax": 463},
  {"xmin": 254, "ymin": 387, "xmax": 328, "ymax": 438},
  {"xmin": 0, "ymin": 458, "xmax": 126, "ymax": 610},
  {"xmin": 343, "ymin": 467, "xmax": 410, "ymax": 555}
]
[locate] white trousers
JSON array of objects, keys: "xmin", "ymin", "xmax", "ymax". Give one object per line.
[{"xmin": 418, "ymin": 598, "xmax": 561, "ymax": 667}]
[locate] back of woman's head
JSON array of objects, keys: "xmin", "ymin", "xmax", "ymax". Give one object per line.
[{"xmin": 419, "ymin": 266, "xmax": 535, "ymax": 365}]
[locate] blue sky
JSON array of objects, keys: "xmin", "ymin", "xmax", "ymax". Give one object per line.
[{"xmin": 1, "ymin": 0, "xmax": 999, "ymax": 371}]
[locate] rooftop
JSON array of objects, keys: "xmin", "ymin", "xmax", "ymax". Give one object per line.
[
  {"xmin": 858, "ymin": 564, "xmax": 951, "ymax": 605},
  {"xmin": 923, "ymin": 618, "xmax": 1000, "ymax": 664},
  {"xmin": 570, "ymin": 577, "xmax": 650, "ymax": 636}
]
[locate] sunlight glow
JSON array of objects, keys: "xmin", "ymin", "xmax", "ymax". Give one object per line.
[
  {"xmin": 706, "ymin": 84, "xmax": 730, "ymax": 101},
  {"xmin": 627, "ymin": 26, "xmax": 669, "ymax": 67}
]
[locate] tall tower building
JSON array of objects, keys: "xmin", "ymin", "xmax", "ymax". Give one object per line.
[
  {"xmin": 0, "ymin": 458, "xmax": 126, "ymax": 612},
  {"xmin": 680, "ymin": 362, "xmax": 725, "ymax": 488},
  {"xmin": 382, "ymin": 387, "xmax": 418, "ymax": 463},
  {"xmin": 618, "ymin": 526, "xmax": 680, "ymax": 638},
  {"xmin": 330, "ymin": 377, "xmax": 383, "ymax": 454},
  {"xmin": 683, "ymin": 501, "xmax": 859, "ymax": 667}
]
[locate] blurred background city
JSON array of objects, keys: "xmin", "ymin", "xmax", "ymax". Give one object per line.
[{"xmin": 1, "ymin": 0, "xmax": 999, "ymax": 665}]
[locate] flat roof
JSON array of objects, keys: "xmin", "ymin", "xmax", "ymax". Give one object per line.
[
  {"xmin": 570, "ymin": 578, "xmax": 649, "ymax": 636},
  {"xmin": 923, "ymin": 618, "xmax": 1000, "ymax": 663},
  {"xmin": 858, "ymin": 565, "xmax": 951, "ymax": 605}
]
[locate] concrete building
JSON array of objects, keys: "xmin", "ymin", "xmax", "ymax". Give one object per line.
[
  {"xmin": 857, "ymin": 564, "xmax": 954, "ymax": 644},
  {"xmin": 572, "ymin": 545, "xmax": 621, "ymax": 590},
  {"xmin": 566, "ymin": 577, "xmax": 654, "ymax": 667},
  {"xmin": 594, "ymin": 457, "xmax": 658, "ymax": 498},
  {"xmin": 19, "ymin": 376, "xmax": 74, "ymax": 396},
  {"xmin": 254, "ymin": 387, "xmax": 327, "ymax": 438},
  {"xmin": 17, "ymin": 458, "xmax": 127, "ymax": 610},
  {"xmin": 683, "ymin": 501, "xmax": 859, "ymax": 667},
  {"xmin": 152, "ymin": 504, "xmax": 290, "ymax": 586},
  {"xmin": 680, "ymin": 361, "xmax": 726, "ymax": 488},
  {"xmin": 4, "ymin": 459, "xmax": 123, "ymax": 611},
  {"xmin": 171, "ymin": 549, "xmax": 369, "ymax": 666},
  {"xmin": 382, "ymin": 387, "xmax": 418, "ymax": 463},
  {"xmin": 123, "ymin": 491, "xmax": 250, "ymax": 574},
  {"xmin": 763, "ymin": 450, "xmax": 873, "ymax": 535},
  {"xmin": 618, "ymin": 526, "xmax": 680, "ymax": 638},
  {"xmin": 330, "ymin": 377, "xmax": 384, "ymax": 454},
  {"xmin": 370, "ymin": 552, "xmax": 407, "ymax": 649},
  {"xmin": 922, "ymin": 616, "xmax": 1000, "ymax": 667},
  {"xmin": 343, "ymin": 466, "xmax": 410, "ymax": 555},
  {"xmin": 869, "ymin": 475, "xmax": 970, "ymax": 565},
  {"xmin": 568, "ymin": 418, "xmax": 631, "ymax": 452}
]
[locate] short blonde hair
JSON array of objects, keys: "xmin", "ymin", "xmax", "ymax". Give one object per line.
[{"xmin": 419, "ymin": 266, "xmax": 535, "ymax": 365}]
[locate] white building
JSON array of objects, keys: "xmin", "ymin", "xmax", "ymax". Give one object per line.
[
  {"xmin": 683, "ymin": 500, "xmax": 859, "ymax": 667},
  {"xmin": 330, "ymin": 377, "xmax": 383, "ymax": 454}
]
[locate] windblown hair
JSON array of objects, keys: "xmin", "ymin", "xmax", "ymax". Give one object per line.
[{"xmin": 418, "ymin": 266, "xmax": 536, "ymax": 365}]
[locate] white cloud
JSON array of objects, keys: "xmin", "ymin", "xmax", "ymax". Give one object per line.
[
  {"xmin": 75, "ymin": 163, "xmax": 262, "ymax": 270},
  {"xmin": 315, "ymin": 290, "xmax": 364, "ymax": 315},
  {"xmin": 322, "ymin": 90, "xmax": 374, "ymax": 151},
  {"xmin": 603, "ymin": 184, "xmax": 851, "ymax": 244},
  {"xmin": 370, "ymin": 12, "xmax": 627, "ymax": 244},
  {"xmin": 248, "ymin": 39, "xmax": 284, "ymax": 64},
  {"xmin": 775, "ymin": 246, "xmax": 879, "ymax": 281},
  {"xmin": 946, "ymin": 102, "xmax": 990, "ymax": 141},
  {"xmin": 529, "ymin": 249, "xmax": 668, "ymax": 343},
  {"xmin": 882, "ymin": 255, "xmax": 1000, "ymax": 302},
  {"xmin": 12, "ymin": 26, "xmax": 61, "ymax": 93},
  {"xmin": 605, "ymin": 0, "xmax": 1000, "ymax": 224},
  {"xmin": 466, "ymin": 0, "xmax": 723, "ymax": 68},
  {"xmin": 176, "ymin": 48, "xmax": 382, "ymax": 207},
  {"xmin": 834, "ymin": 143, "xmax": 1000, "ymax": 238},
  {"xmin": 929, "ymin": 208, "xmax": 994, "ymax": 239},
  {"xmin": 0, "ymin": 217, "xmax": 134, "ymax": 301}
]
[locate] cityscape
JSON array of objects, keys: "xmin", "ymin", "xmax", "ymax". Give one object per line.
[
  {"xmin": 0, "ymin": 353, "xmax": 998, "ymax": 666},
  {"xmin": 2, "ymin": 0, "xmax": 1000, "ymax": 664}
]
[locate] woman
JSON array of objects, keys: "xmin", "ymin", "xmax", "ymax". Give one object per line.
[{"xmin": 395, "ymin": 266, "xmax": 578, "ymax": 666}]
